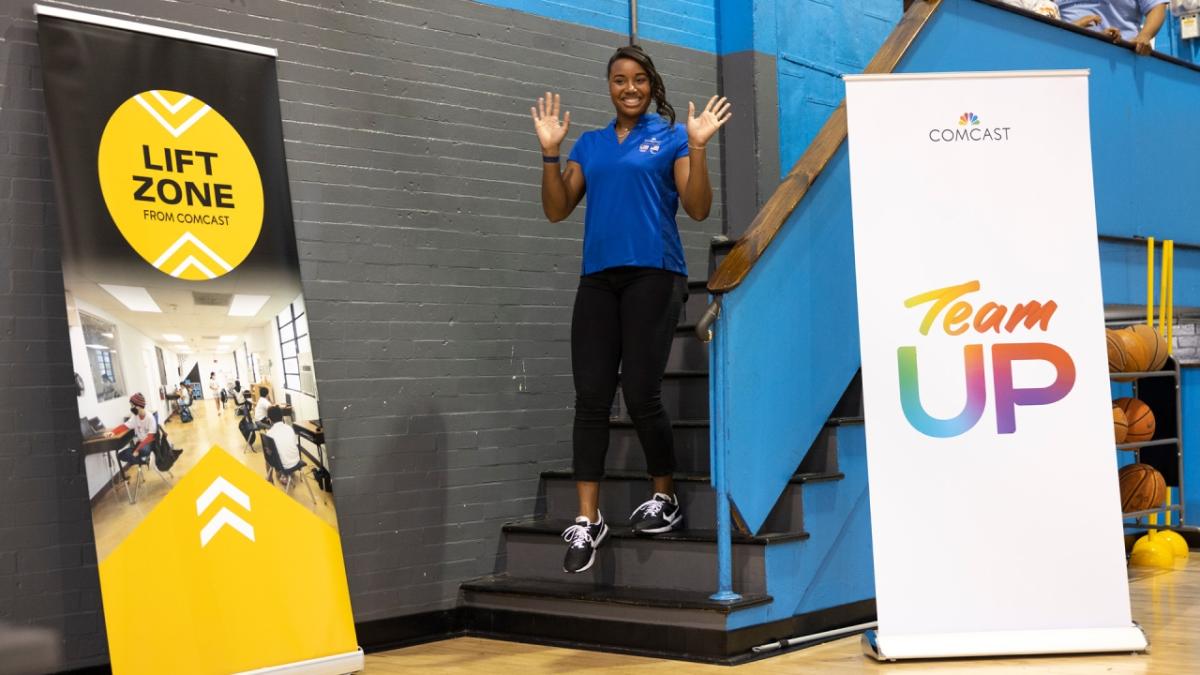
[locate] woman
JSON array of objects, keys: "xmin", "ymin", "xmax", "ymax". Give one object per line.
[
  {"xmin": 531, "ymin": 45, "xmax": 731, "ymax": 574},
  {"xmin": 207, "ymin": 372, "xmax": 222, "ymax": 417}
]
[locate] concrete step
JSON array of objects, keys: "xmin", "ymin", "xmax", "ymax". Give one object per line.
[
  {"xmin": 461, "ymin": 574, "xmax": 769, "ymax": 613},
  {"xmin": 681, "ymin": 279, "xmax": 711, "ymax": 323},
  {"xmin": 666, "ymin": 332, "xmax": 708, "ymax": 371},
  {"xmin": 459, "ymin": 575, "xmax": 771, "ymax": 650},
  {"xmin": 496, "ymin": 518, "xmax": 806, "ymax": 595},
  {"xmin": 607, "ymin": 419, "xmax": 710, "ymax": 474},
  {"xmin": 613, "ymin": 370, "xmax": 709, "ymax": 421},
  {"xmin": 540, "ymin": 470, "xmax": 843, "ymax": 534}
]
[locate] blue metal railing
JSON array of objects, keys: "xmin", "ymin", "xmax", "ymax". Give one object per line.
[{"xmin": 698, "ymin": 299, "xmax": 739, "ymax": 602}]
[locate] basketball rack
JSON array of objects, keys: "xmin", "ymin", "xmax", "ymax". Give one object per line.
[{"xmin": 1112, "ymin": 355, "xmax": 1185, "ymax": 529}]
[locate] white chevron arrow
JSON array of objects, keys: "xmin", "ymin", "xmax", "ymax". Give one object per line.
[
  {"xmin": 199, "ymin": 507, "xmax": 255, "ymax": 547},
  {"xmin": 153, "ymin": 231, "xmax": 234, "ymax": 280},
  {"xmin": 135, "ymin": 92, "xmax": 210, "ymax": 138},
  {"xmin": 195, "ymin": 476, "xmax": 250, "ymax": 515}
]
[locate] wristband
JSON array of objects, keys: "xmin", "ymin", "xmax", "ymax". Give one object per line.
[{"xmin": 542, "ymin": 155, "xmax": 560, "ymax": 163}]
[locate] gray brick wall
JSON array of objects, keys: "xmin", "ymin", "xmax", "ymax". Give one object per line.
[
  {"xmin": 0, "ymin": 0, "xmax": 723, "ymax": 666},
  {"xmin": 1172, "ymin": 321, "xmax": 1200, "ymax": 363}
]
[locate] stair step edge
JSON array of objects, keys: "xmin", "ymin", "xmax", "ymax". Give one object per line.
[
  {"xmin": 540, "ymin": 469, "xmax": 844, "ymax": 485},
  {"xmin": 608, "ymin": 417, "xmax": 709, "ymax": 429},
  {"xmin": 502, "ymin": 519, "xmax": 809, "ymax": 544},
  {"xmin": 461, "ymin": 575, "xmax": 770, "ymax": 613}
]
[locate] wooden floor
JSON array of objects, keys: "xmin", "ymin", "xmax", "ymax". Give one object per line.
[
  {"xmin": 367, "ymin": 559, "xmax": 1200, "ymax": 673},
  {"xmin": 90, "ymin": 399, "xmax": 338, "ymax": 560}
]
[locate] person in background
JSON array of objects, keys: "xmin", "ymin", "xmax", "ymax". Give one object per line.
[
  {"xmin": 117, "ymin": 393, "xmax": 156, "ymax": 477},
  {"xmin": 207, "ymin": 372, "xmax": 222, "ymax": 417},
  {"xmin": 176, "ymin": 382, "xmax": 193, "ymax": 423},
  {"xmin": 1001, "ymin": 0, "xmax": 1061, "ymax": 19},
  {"xmin": 265, "ymin": 406, "xmax": 301, "ymax": 480},
  {"xmin": 1059, "ymin": 0, "xmax": 1168, "ymax": 53},
  {"xmin": 254, "ymin": 386, "xmax": 272, "ymax": 427}
]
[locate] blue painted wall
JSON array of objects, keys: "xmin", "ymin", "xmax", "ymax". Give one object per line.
[
  {"xmin": 728, "ymin": 424, "xmax": 875, "ymax": 629},
  {"xmin": 474, "ymin": 0, "xmax": 719, "ymax": 53},
  {"xmin": 1182, "ymin": 366, "xmax": 1200, "ymax": 521},
  {"xmin": 719, "ymin": 144, "xmax": 862, "ymax": 533},
  {"xmin": 775, "ymin": 0, "xmax": 901, "ymax": 173}
]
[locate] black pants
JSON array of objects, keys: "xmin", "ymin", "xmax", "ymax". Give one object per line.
[{"xmin": 572, "ymin": 266, "xmax": 686, "ymax": 481}]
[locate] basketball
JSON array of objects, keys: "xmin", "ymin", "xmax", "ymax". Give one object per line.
[
  {"xmin": 1116, "ymin": 328, "xmax": 1150, "ymax": 373},
  {"xmin": 1113, "ymin": 404, "xmax": 1128, "ymax": 444},
  {"xmin": 1115, "ymin": 397, "xmax": 1155, "ymax": 443},
  {"xmin": 1130, "ymin": 324, "xmax": 1168, "ymax": 371},
  {"xmin": 1118, "ymin": 463, "xmax": 1167, "ymax": 513},
  {"xmin": 1106, "ymin": 329, "xmax": 1126, "ymax": 373}
]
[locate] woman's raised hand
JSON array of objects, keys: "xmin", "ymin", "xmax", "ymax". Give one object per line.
[
  {"xmin": 686, "ymin": 96, "xmax": 732, "ymax": 149},
  {"xmin": 531, "ymin": 92, "xmax": 571, "ymax": 154}
]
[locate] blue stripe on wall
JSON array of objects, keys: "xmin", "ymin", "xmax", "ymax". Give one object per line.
[{"xmin": 473, "ymin": 0, "xmax": 719, "ymax": 53}]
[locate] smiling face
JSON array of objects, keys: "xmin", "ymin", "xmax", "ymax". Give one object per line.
[{"xmin": 608, "ymin": 58, "xmax": 652, "ymax": 121}]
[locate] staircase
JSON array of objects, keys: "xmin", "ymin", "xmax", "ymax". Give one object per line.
[{"xmin": 458, "ymin": 239, "xmax": 868, "ymax": 663}]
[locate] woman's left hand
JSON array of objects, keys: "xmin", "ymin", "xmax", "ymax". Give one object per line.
[{"xmin": 686, "ymin": 96, "xmax": 732, "ymax": 149}]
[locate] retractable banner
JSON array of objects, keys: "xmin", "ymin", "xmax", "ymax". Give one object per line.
[
  {"xmin": 845, "ymin": 71, "xmax": 1146, "ymax": 660},
  {"xmin": 37, "ymin": 6, "xmax": 361, "ymax": 674}
]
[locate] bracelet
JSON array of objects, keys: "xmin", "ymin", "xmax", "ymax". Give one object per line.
[
  {"xmin": 688, "ymin": 144, "xmax": 707, "ymax": 151},
  {"xmin": 542, "ymin": 155, "xmax": 560, "ymax": 163}
]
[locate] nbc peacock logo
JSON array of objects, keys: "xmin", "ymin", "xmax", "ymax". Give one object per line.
[
  {"xmin": 929, "ymin": 110, "xmax": 1010, "ymax": 144},
  {"xmin": 97, "ymin": 90, "xmax": 264, "ymax": 281}
]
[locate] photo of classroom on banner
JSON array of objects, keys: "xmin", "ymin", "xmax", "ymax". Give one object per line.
[{"xmin": 68, "ymin": 266, "xmax": 336, "ymax": 561}]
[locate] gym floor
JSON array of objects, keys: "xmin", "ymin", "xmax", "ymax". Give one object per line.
[{"xmin": 365, "ymin": 557, "xmax": 1198, "ymax": 673}]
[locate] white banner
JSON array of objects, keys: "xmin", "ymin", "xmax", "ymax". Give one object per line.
[{"xmin": 845, "ymin": 71, "xmax": 1146, "ymax": 659}]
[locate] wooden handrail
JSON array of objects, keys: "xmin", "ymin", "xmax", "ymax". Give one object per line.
[{"xmin": 707, "ymin": 0, "xmax": 942, "ymax": 294}]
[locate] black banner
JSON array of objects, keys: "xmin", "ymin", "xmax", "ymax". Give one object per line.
[{"xmin": 38, "ymin": 7, "xmax": 360, "ymax": 674}]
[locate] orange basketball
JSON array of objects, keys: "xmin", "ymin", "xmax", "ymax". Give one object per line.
[
  {"xmin": 1118, "ymin": 463, "xmax": 1167, "ymax": 513},
  {"xmin": 1106, "ymin": 329, "xmax": 1127, "ymax": 373},
  {"xmin": 1113, "ymin": 404, "xmax": 1128, "ymax": 444},
  {"xmin": 1116, "ymin": 328, "xmax": 1150, "ymax": 373},
  {"xmin": 1130, "ymin": 324, "xmax": 1168, "ymax": 372},
  {"xmin": 1115, "ymin": 397, "xmax": 1155, "ymax": 443}
]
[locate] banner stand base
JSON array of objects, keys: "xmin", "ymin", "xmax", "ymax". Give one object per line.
[
  {"xmin": 861, "ymin": 625, "xmax": 1148, "ymax": 661},
  {"xmin": 234, "ymin": 648, "xmax": 365, "ymax": 675}
]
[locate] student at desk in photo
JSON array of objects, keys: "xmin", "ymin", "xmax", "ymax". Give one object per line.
[
  {"xmin": 118, "ymin": 393, "xmax": 156, "ymax": 477},
  {"xmin": 265, "ymin": 406, "xmax": 301, "ymax": 473},
  {"xmin": 254, "ymin": 387, "xmax": 272, "ymax": 428},
  {"xmin": 176, "ymin": 382, "xmax": 193, "ymax": 423}
]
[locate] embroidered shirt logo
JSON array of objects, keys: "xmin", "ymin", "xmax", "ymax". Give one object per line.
[{"xmin": 639, "ymin": 137, "xmax": 662, "ymax": 154}]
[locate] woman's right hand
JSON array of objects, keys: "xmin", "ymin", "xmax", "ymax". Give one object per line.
[{"xmin": 531, "ymin": 91, "xmax": 570, "ymax": 154}]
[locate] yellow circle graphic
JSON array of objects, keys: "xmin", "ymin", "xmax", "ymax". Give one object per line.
[{"xmin": 97, "ymin": 90, "xmax": 264, "ymax": 280}]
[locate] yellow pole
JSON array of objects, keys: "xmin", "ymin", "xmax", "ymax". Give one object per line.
[
  {"xmin": 1147, "ymin": 237, "xmax": 1155, "ymax": 329},
  {"xmin": 1156, "ymin": 239, "xmax": 1166, "ymax": 336},
  {"xmin": 1167, "ymin": 487, "xmax": 1174, "ymax": 527},
  {"xmin": 1166, "ymin": 240, "xmax": 1174, "ymax": 354}
]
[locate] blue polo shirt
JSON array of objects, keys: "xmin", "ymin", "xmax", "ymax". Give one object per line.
[
  {"xmin": 568, "ymin": 113, "xmax": 689, "ymax": 276},
  {"xmin": 1058, "ymin": 0, "xmax": 1167, "ymax": 40}
]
